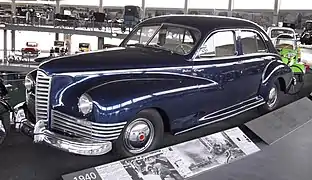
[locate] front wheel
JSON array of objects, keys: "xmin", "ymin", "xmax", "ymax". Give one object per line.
[
  {"xmin": 114, "ymin": 109, "xmax": 164, "ymax": 157},
  {"xmin": 259, "ymin": 82, "xmax": 280, "ymax": 113}
]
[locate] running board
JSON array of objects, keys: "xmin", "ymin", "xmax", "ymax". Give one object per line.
[{"xmin": 175, "ymin": 96, "xmax": 265, "ymax": 135}]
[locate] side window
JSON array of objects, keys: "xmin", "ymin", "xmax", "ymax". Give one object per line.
[
  {"xmin": 240, "ymin": 30, "xmax": 267, "ymax": 54},
  {"xmin": 199, "ymin": 31, "xmax": 236, "ymax": 58}
]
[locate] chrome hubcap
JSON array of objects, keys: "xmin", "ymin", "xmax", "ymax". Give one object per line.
[
  {"xmin": 124, "ymin": 118, "xmax": 154, "ymax": 154},
  {"xmin": 267, "ymin": 86, "xmax": 278, "ymax": 108}
]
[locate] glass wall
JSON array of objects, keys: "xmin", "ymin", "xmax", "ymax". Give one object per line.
[
  {"xmin": 189, "ymin": 0, "xmax": 229, "ymax": 9},
  {"xmin": 280, "ymin": 0, "xmax": 312, "ymax": 10},
  {"xmin": 61, "ymin": 0, "xmax": 99, "ymax": 6},
  {"xmin": 146, "ymin": 0, "xmax": 184, "ymax": 9},
  {"xmin": 233, "ymin": 0, "xmax": 274, "ymax": 9},
  {"xmin": 103, "ymin": 0, "xmax": 141, "ymax": 7}
]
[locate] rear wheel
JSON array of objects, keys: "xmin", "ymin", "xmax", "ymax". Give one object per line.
[
  {"xmin": 114, "ymin": 109, "xmax": 164, "ymax": 157},
  {"xmin": 259, "ymin": 81, "xmax": 280, "ymax": 113}
]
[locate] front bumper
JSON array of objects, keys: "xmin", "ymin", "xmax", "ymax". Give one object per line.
[{"xmin": 11, "ymin": 102, "xmax": 112, "ymax": 156}]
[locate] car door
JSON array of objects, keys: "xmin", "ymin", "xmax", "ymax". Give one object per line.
[
  {"xmin": 191, "ymin": 30, "xmax": 245, "ymax": 122},
  {"xmin": 236, "ymin": 29, "xmax": 273, "ymax": 100}
]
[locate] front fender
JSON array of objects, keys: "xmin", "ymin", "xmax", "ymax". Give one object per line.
[{"xmin": 87, "ymin": 75, "xmax": 218, "ymax": 125}]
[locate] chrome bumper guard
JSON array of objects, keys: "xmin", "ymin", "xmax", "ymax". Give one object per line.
[{"xmin": 11, "ymin": 102, "xmax": 112, "ymax": 156}]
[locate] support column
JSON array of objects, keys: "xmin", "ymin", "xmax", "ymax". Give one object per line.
[
  {"xmin": 11, "ymin": 30, "xmax": 15, "ymax": 52},
  {"xmin": 55, "ymin": 0, "xmax": 61, "ymax": 39},
  {"xmin": 99, "ymin": 0, "xmax": 103, "ymax": 12},
  {"xmin": 11, "ymin": 0, "xmax": 16, "ymax": 23},
  {"xmin": 55, "ymin": 33, "xmax": 59, "ymax": 41},
  {"xmin": 98, "ymin": 37, "xmax": 104, "ymax": 50},
  {"xmin": 273, "ymin": 0, "xmax": 281, "ymax": 26},
  {"xmin": 55, "ymin": 0, "xmax": 61, "ymax": 14},
  {"xmin": 142, "ymin": 0, "xmax": 146, "ymax": 18},
  {"xmin": 228, "ymin": 0, "xmax": 233, "ymax": 17},
  {"xmin": 184, "ymin": 0, "xmax": 189, "ymax": 14},
  {"xmin": 3, "ymin": 30, "xmax": 7, "ymax": 63},
  {"xmin": 64, "ymin": 34, "xmax": 72, "ymax": 54}
]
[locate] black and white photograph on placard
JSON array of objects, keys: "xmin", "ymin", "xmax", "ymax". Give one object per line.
[
  {"xmin": 167, "ymin": 131, "xmax": 246, "ymax": 177},
  {"xmin": 120, "ymin": 150, "xmax": 183, "ymax": 180}
]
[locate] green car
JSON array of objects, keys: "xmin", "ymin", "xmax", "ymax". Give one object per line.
[
  {"xmin": 275, "ymin": 33, "xmax": 305, "ymax": 94},
  {"xmin": 275, "ymin": 34, "xmax": 305, "ymax": 74}
]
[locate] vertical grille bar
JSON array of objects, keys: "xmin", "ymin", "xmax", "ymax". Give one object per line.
[{"xmin": 35, "ymin": 71, "xmax": 51, "ymax": 123}]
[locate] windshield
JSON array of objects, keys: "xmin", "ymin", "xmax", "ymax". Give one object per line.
[
  {"xmin": 275, "ymin": 38, "xmax": 295, "ymax": 49},
  {"xmin": 122, "ymin": 24, "xmax": 201, "ymax": 55},
  {"xmin": 271, "ymin": 29, "xmax": 294, "ymax": 38}
]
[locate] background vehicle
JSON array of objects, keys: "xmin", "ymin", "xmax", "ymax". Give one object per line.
[
  {"xmin": 121, "ymin": 5, "xmax": 142, "ymax": 32},
  {"xmin": 275, "ymin": 33, "xmax": 306, "ymax": 94},
  {"xmin": 300, "ymin": 20, "xmax": 312, "ymax": 45},
  {"xmin": 21, "ymin": 42, "xmax": 40, "ymax": 58},
  {"xmin": 267, "ymin": 26, "xmax": 296, "ymax": 46},
  {"xmin": 78, "ymin": 43, "xmax": 91, "ymax": 52}
]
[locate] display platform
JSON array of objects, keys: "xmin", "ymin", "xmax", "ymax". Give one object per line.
[
  {"xmin": 246, "ymin": 97, "xmax": 312, "ymax": 144},
  {"xmin": 62, "ymin": 96, "xmax": 312, "ymax": 180},
  {"xmin": 62, "ymin": 127, "xmax": 260, "ymax": 180}
]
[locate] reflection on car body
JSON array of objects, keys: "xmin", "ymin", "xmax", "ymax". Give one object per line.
[{"xmin": 12, "ymin": 15, "xmax": 293, "ymax": 157}]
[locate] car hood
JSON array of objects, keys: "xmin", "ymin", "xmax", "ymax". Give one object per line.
[{"xmin": 39, "ymin": 47, "xmax": 188, "ymax": 75}]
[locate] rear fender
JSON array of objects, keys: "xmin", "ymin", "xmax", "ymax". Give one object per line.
[{"xmin": 259, "ymin": 60, "xmax": 292, "ymax": 100}]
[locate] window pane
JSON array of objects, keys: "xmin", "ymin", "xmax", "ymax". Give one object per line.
[
  {"xmin": 241, "ymin": 31, "xmax": 267, "ymax": 54},
  {"xmin": 146, "ymin": 0, "xmax": 184, "ymax": 8},
  {"xmin": 148, "ymin": 26, "xmax": 199, "ymax": 55},
  {"xmin": 200, "ymin": 31, "xmax": 235, "ymax": 58},
  {"xmin": 233, "ymin": 0, "xmax": 274, "ymax": 9},
  {"xmin": 126, "ymin": 26, "xmax": 160, "ymax": 45},
  {"xmin": 189, "ymin": 0, "xmax": 229, "ymax": 9}
]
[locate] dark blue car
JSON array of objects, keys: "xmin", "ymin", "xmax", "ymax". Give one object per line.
[{"xmin": 13, "ymin": 15, "xmax": 293, "ymax": 157}]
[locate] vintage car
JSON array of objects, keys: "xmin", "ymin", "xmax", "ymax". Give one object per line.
[
  {"xmin": 21, "ymin": 42, "xmax": 40, "ymax": 58},
  {"xmin": 78, "ymin": 43, "xmax": 91, "ymax": 52},
  {"xmin": 275, "ymin": 34, "xmax": 305, "ymax": 94},
  {"xmin": 12, "ymin": 15, "xmax": 293, "ymax": 157},
  {"xmin": 300, "ymin": 20, "xmax": 312, "ymax": 45},
  {"xmin": 266, "ymin": 26, "xmax": 297, "ymax": 46}
]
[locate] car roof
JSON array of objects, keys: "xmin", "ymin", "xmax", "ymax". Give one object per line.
[{"xmin": 141, "ymin": 15, "xmax": 264, "ymax": 34}]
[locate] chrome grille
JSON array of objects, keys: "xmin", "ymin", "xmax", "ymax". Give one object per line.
[
  {"xmin": 51, "ymin": 110, "xmax": 126, "ymax": 141},
  {"xmin": 35, "ymin": 71, "xmax": 51, "ymax": 122}
]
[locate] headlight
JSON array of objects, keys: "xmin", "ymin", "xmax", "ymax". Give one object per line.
[
  {"xmin": 78, "ymin": 93, "xmax": 93, "ymax": 115},
  {"xmin": 24, "ymin": 76, "xmax": 33, "ymax": 91}
]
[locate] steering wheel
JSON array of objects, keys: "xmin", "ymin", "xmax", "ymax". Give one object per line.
[{"xmin": 175, "ymin": 44, "xmax": 193, "ymax": 54}]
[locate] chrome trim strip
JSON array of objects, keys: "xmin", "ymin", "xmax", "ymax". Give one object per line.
[
  {"xmin": 51, "ymin": 110, "xmax": 126, "ymax": 140},
  {"xmin": 261, "ymin": 60, "xmax": 276, "ymax": 82},
  {"xmin": 175, "ymin": 100, "xmax": 265, "ymax": 135},
  {"xmin": 52, "ymin": 110, "xmax": 127, "ymax": 127},
  {"xmin": 145, "ymin": 71, "xmax": 217, "ymax": 83},
  {"xmin": 198, "ymin": 97, "xmax": 262, "ymax": 121},
  {"xmin": 262, "ymin": 65, "xmax": 285, "ymax": 83}
]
